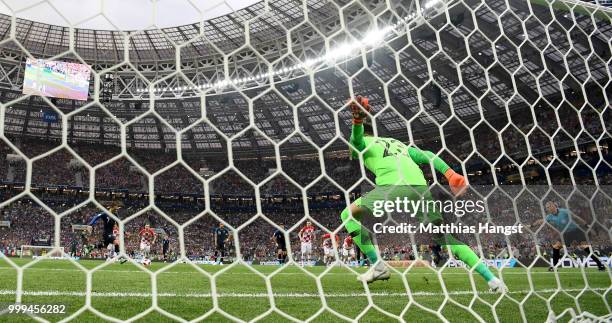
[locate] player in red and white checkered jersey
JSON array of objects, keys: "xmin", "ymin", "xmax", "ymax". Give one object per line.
[
  {"xmin": 322, "ymin": 233, "xmax": 340, "ymax": 266},
  {"xmin": 342, "ymin": 235, "xmax": 356, "ymax": 264},
  {"xmin": 298, "ymin": 221, "xmax": 316, "ymax": 266},
  {"xmin": 139, "ymin": 224, "xmax": 156, "ymax": 261}
]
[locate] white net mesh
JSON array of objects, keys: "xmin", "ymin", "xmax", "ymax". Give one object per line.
[{"xmin": 0, "ymin": 0, "xmax": 610, "ymax": 321}]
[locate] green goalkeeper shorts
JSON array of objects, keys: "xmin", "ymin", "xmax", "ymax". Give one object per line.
[{"xmin": 341, "ymin": 185, "xmax": 443, "ymax": 234}]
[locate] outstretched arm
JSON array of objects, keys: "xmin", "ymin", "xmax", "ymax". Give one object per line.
[
  {"xmin": 88, "ymin": 212, "xmax": 105, "ymax": 226},
  {"xmin": 408, "ymin": 147, "xmax": 467, "ymax": 195},
  {"xmin": 408, "ymin": 147, "xmax": 450, "ymax": 174},
  {"xmin": 271, "ymin": 233, "xmax": 279, "ymax": 246},
  {"xmin": 348, "ymin": 96, "xmax": 370, "ymax": 153},
  {"xmin": 87, "ymin": 212, "xmax": 105, "ymax": 234},
  {"xmin": 568, "ymin": 211, "xmax": 588, "ymax": 230},
  {"xmin": 531, "ymin": 217, "xmax": 546, "ymax": 228},
  {"xmin": 350, "ymin": 124, "xmax": 366, "ymax": 152}
]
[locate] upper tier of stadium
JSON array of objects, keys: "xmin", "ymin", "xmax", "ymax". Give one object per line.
[{"xmin": 0, "ymin": 0, "xmax": 608, "ymax": 152}]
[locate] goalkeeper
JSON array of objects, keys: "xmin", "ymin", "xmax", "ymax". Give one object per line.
[{"xmin": 342, "ymin": 95, "xmax": 506, "ymax": 293}]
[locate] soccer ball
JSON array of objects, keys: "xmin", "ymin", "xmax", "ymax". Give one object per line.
[{"xmin": 142, "ymin": 258, "xmax": 151, "ymax": 267}]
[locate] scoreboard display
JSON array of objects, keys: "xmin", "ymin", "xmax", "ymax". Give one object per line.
[{"xmin": 23, "ymin": 58, "xmax": 91, "ymax": 101}]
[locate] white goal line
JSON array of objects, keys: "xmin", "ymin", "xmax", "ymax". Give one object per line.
[
  {"xmin": 0, "ymin": 288, "xmax": 607, "ymax": 298},
  {"xmin": 0, "ymin": 266, "xmax": 607, "ymax": 276}
]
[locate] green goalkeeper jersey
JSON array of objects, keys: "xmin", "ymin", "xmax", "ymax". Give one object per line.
[{"xmin": 350, "ymin": 124, "xmax": 450, "ymax": 186}]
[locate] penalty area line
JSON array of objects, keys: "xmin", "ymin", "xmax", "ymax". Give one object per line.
[{"xmin": 0, "ymin": 288, "xmax": 606, "ymax": 298}]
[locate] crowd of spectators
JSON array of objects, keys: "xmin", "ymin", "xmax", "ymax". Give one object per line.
[
  {"xmin": 0, "ymin": 189, "xmax": 609, "ymax": 264},
  {"xmin": 0, "ymin": 104, "xmax": 608, "ymax": 196},
  {"xmin": 0, "ymin": 200, "xmax": 54, "ymax": 253},
  {"xmin": 0, "ymin": 105, "xmax": 609, "ymax": 264}
]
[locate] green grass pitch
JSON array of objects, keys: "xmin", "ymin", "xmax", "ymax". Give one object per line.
[{"xmin": 0, "ymin": 258, "xmax": 609, "ymax": 322}]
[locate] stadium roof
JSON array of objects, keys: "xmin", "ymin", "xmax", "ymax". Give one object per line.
[
  {"xmin": 0, "ymin": 0, "xmax": 336, "ymax": 62},
  {"xmin": 0, "ymin": 0, "xmax": 260, "ymax": 31},
  {"xmin": 0, "ymin": 0, "xmax": 610, "ymax": 153}
]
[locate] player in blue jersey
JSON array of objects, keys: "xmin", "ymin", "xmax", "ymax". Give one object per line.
[
  {"xmin": 213, "ymin": 223, "xmax": 230, "ymax": 265},
  {"xmin": 272, "ymin": 225, "xmax": 287, "ymax": 265},
  {"xmin": 87, "ymin": 203, "xmax": 125, "ymax": 262},
  {"xmin": 536, "ymin": 201, "xmax": 605, "ymax": 271}
]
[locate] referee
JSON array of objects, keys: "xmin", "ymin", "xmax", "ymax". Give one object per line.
[
  {"xmin": 536, "ymin": 201, "xmax": 605, "ymax": 271},
  {"xmin": 213, "ymin": 223, "xmax": 229, "ymax": 265}
]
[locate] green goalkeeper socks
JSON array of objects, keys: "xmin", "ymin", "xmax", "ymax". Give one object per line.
[
  {"xmin": 341, "ymin": 206, "xmax": 379, "ymax": 264},
  {"xmin": 353, "ymin": 230, "xmax": 379, "ymax": 264},
  {"xmin": 364, "ymin": 247, "xmax": 379, "ymax": 264},
  {"xmin": 448, "ymin": 241, "xmax": 496, "ymax": 282}
]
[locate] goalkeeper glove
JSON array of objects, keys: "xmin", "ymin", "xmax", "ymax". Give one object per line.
[
  {"xmin": 349, "ymin": 95, "xmax": 370, "ymax": 125},
  {"xmin": 444, "ymin": 168, "xmax": 467, "ymax": 196}
]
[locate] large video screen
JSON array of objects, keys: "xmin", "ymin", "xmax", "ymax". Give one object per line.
[{"xmin": 23, "ymin": 58, "xmax": 91, "ymax": 101}]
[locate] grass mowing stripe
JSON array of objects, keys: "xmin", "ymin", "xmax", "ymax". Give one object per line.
[
  {"xmin": 0, "ymin": 266, "xmax": 607, "ymax": 275},
  {"xmin": 0, "ymin": 288, "xmax": 607, "ymax": 298}
]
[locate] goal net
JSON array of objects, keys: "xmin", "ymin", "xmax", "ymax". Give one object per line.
[{"xmin": 0, "ymin": 0, "xmax": 609, "ymax": 322}]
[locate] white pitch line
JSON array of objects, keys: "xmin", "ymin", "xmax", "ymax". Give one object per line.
[
  {"xmin": 0, "ymin": 267, "xmax": 607, "ymax": 275},
  {"xmin": 0, "ymin": 288, "xmax": 607, "ymax": 298}
]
